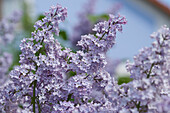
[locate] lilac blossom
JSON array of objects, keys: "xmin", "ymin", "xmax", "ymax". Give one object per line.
[
  {"xmin": 0, "ymin": 4, "xmax": 68, "ymax": 112},
  {"xmin": 0, "ymin": 3, "xmax": 127, "ymax": 112},
  {"xmin": 70, "ymin": 0, "xmax": 121, "ymax": 50},
  {"xmin": 120, "ymin": 25, "xmax": 170, "ymax": 112},
  {"xmin": 154, "ymin": 96, "xmax": 170, "ymax": 113},
  {"xmin": 0, "ymin": 52, "xmax": 12, "ymax": 86},
  {"xmin": 70, "ymin": 0, "xmax": 122, "ymax": 78},
  {"xmin": 0, "ymin": 11, "xmax": 22, "ymax": 44},
  {"xmin": 1, "ymin": 2, "xmax": 169, "ymax": 113}
]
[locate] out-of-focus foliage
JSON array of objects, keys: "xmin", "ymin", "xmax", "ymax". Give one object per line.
[
  {"xmin": 22, "ymin": 1, "xmax": 34, "ymax": 34},
  {"xmin": 118, "ymin": 76, "xmax": 132, "ymax": 85},
  {"xmin": 59, "ymin": 30, "xmax": 68, "ymax": 40},
  {"xmin": 88, "ymin": 14, "xmax": 110, "ymax": 24}
]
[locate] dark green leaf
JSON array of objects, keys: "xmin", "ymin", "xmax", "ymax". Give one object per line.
[
  {"xmin": 118, "ymin": 76, "xmax": 133, "ymax": 85},
  {"xmin": 59, "ymin": 30, "xmax": 68, "ymax": 40},
  {"xmin": 88, "ymin": 14, "xmax": 110, "ymax": 24},
  {"xmin": 37, "ymin": 14, "xmax": 45, "ymax": 21}
]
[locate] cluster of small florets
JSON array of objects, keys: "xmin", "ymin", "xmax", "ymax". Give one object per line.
[
  {"xmin": 71, "ymin": 0, "xmax": 121, "ymax": 49},
  {"xmin": 0, "ymin": 52, "xmax": 12, "ymax": 86},
  {"xmin": 123, "ymin": 25, "xmax": 170, "ymax": 112},
  {"xmin": 0, "ymin": 4, "xmax": 127, "ymax": 112},
  {"xmin": 0, "ymin": 3, "xmax": 169, "ymax": 113},
  {"xmin": 71, "ymin": 0, "xmax": 122, "ymax": 77}
]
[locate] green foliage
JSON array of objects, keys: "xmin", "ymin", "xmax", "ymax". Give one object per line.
[
  {"xmin": 36, "ymin": 14, "xmax": 45, "ymax": 21},
  {"xmin": 18, "ymin": 104, "xmax": 24, "ymax": 109},
  {"xmin": 59, "ymin": 30, "xmax": 68, "ymax": 40},
  {"xmin": 118, "ymin": 76, "xmax": 133, "ymax": 85},
  {"xmin": 88, "ymin": 14, "xmax": 110, "ymax": 24},
  {"xmin": 67, "ymin": 71, "xmax": 77, "ymax": 78},
  {"xmin": 22, "ymin": 1, "xmax": 34, "ymax": 34},
  {"xmin": 8, "ymin": 50, "xmax": 21, "ymax": 71},
  {"xmin": 67, "ymin": 93, "xmax": 74, "ymax": 102}
]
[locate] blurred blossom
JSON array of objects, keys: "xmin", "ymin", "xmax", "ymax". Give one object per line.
[
  {"xmin": 0, "ymin": 11, "xmax": 22, "ymax": 44},
  {"xmin": 0, "ymin": 11, "xmax": 21, "ymax": 87},
  {"xmin": 105, "ymin": 58, "xmax": 121, "ymax": 77},
  {"xmin": 70, "ymin": 0, "xmax": 97, "ymax": 49}
]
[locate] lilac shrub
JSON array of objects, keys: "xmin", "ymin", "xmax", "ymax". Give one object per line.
[
  {"xmin": 0, "ymin": 3, "xmax": 169, "ymax": 113},
  {"xmin": 0, "ymin": 4, "xmax": 127, "ymax": 112}
]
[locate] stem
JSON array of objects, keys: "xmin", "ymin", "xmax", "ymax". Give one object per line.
[
  {"xmin": 147, "ymin": 63, "xmax": 154, "ymax": 78},
  {"xmin": 136, "ymin": 101, "xmax": 141, "ymax": 112},
  {"xmin": 132, "ymin": 101, "xmax": 141, "ymax": 112},
  {"xmin": 33, "ymin": 80, "xmax": 37, "ymax": 113},
  {"xmin": 98, "ymin": 21, "xmax": 118, "ymax": 40},
  {"xmin": 36, "ymin": 97, "xmax": 41, "ymax": 113}
]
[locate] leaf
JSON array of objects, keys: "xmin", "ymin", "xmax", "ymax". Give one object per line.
[
  {"xmin": 67, "ymin": 71, "xmax": 77, "ymax": 78},
  {"xmin": 88, "ymin": 14, "xmax": 110, "ymax": 24},
  {"xmin": 59, "ymin": 30, "xmax": 68, "ymax": 40},
  {"xmin": 8, "ymin": 50, "xmax": 21, "ymax": 71},
  {"xmin": 118, "ymin": 76, "xmax": 133, "ymax": 85},
  {"xmin": 36, "ymin": 14, "xmax": 45, "ymax": 21},
  {"xmin": 18, "ymin": 104, "xmax": 24, "ymax": 109},
  {"xmin": 22, "ymin": 1, "xmax": 34, "ymax": 34}
]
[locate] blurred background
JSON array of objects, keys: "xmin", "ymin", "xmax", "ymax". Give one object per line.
[{"xmin": 0, "ymin": 0, "xmax": 169, "ymax": 80}]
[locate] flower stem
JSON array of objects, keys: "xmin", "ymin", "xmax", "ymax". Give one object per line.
[
  {"xmin": 33, "ymin": 80, "xmax": 37, "ymax": 113},
  {"xmin": 36, "ymin": 97, "xmax": 41, "ymax": 113}
]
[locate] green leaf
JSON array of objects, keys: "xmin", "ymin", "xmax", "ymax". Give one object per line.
[
  {"xmin": 22, "ymin": 1, "xmax": 34, "ymax": 34},
  {"xmin": 36, "ymin": 14, "xmax": 45, "ymax": 21},
  {"xmin": 67, "ymin": 93, "xmax": 74, "ymax": 102},
  {"xmin": 118, "ymin": 76, "xmax": 133, "ymax": 85},
  {"xmin": 18, "ymin": 104, "xmax": 24, "ymax": 109},
  {"xmin": 67, "ymin": 71, "xmax": 76, "ymax": 78},
  {"xmin": 88, "ymin": 14, "xmax": 110, "ymax": 24},
  {"xmin": 88, "ymin": 99, "xmax": 93, "ymax": 103},
  {"xmin": 8, "ymin": 50, "xmax": 21, "ymax": 71},
  {"xmin": 59, "ymin": 30, "xmax": 68, "ymax": 40}
]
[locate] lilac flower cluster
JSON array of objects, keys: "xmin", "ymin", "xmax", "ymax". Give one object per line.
[
  {"xmin": 0, "ymin": 4, "xmax": 128, "ymax": 112},
  {"xmin": 122, "ymin": 25, "xmax": 170, "ymax": 112},
  {"xmin": 0, "ymin": 52, "xmax": 12, "ymax": 86},
  {"xmin": 70, "ymin": 0, "xmax": 122, "ymax": 77},
  {"xmin": 0, "ymin": 3, "xmax": 169, "ymax": 113},
  {"xmin": 70, "ymin": 0, "xmax": 121, "ymax": 50}
]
